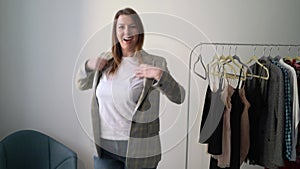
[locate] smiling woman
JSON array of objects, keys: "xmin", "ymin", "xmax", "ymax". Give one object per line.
[
  {"xmin": 75, "ymin": 7, "xmax": 185, "ymax": 169},
  {"xmin": 110, "ymin": 8, "xmax": 145, "ymax": 75},
  {"xmin": 116, "ymin": 15, "xmax": 139, "ymax": 56}
]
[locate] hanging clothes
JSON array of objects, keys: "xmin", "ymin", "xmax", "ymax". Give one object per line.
[
  {"xmin": 285, "ymin": 59, "xmax": 300, "ymax": 163},
  {"xmin": 211, "ymin": 82, "xmax": 233, "ymax": 168},
  {"xmin": 239, "ymin": 87, "xmax": 250, "ymax": 165},
  {"xmin": 246, "ymin": 56, "xmax": 285, "ymax": 168},
  {"xmin": 209, "ymin": 69, "xmax": 246, "ymax": 169},
  {"xmin": 193, "ymin": 43, "xmax": 300, "ymax": 169},
  {"xmin": 271, "ymin": 58, "xmax": 293, "ymax": 161},
  {"xmin": 278, "ymin": 59, "xmax": 300, "ymax": 169},
  {"xmin": 279, "ymin": 58, "xmax": 300, "ymax": 161},
  {"xmin": 210, "ymin": 85, "xmax": 250, "ymax": 169},
  {"xmin": 247, "ymin": 56, "xmax": 299, "ymax": 169},
  {"xmin": 245, "ymin": 62, "xmax": 268, "ymax": 165},
  {"xmin": 226, "ymin": 74, "xmax": 243, "ymax": 169},
  {"xmin": 199, "ymin": 77, "xmax": 226, "ymax": 155}
]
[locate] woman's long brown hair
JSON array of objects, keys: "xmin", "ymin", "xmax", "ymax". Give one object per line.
[{"xmin": 109, "ymin": 8, "xmax": 144, "ymax": 75}]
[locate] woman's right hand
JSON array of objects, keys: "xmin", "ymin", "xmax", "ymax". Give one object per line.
[{"xmin": 86, "ymin": 57, "xmax": 108, "ymax": 71}]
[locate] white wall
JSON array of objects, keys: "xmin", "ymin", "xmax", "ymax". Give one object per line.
[{"xmin": 1, "ymin": 0, "xmax": 300, "ymax": 169}]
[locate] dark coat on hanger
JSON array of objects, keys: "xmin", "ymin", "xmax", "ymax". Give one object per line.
[{"xmin": 246, "ymin": 57, "xmax": 285, "ymax": 168}]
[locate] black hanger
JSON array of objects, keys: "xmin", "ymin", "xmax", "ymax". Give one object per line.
[{"xmin": 191, "ymin": 45, "xmax": 207, "ymax": 80}]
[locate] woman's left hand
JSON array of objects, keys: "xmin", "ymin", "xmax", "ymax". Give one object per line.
[{"xmin": 135, "ymin": 64, "xmax": 162, "ymax": 81}]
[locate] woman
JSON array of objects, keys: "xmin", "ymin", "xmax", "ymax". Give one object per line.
[{"xmin": 76, "ymin": 7, "xmax": 185, "ymax": 169}]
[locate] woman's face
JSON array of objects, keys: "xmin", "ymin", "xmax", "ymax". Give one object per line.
[{"xmin": 116, "ymin": 15, "xmax": 139, "ymax": 55}]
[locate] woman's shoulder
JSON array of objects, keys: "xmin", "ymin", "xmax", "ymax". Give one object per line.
[
  {"xmin": 141, "ymin": 50, "xmax": 166, "ymax": 62},
  {"xmin": 99, "ymin": 51, "xmax": 113, "ymax": 60}
]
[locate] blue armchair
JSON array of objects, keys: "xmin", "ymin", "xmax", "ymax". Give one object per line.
[{"xmin": 0, "ymin": 130, "xmax": 77, "ymax": 169}]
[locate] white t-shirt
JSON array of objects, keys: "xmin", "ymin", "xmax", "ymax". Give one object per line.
[{"xmin": 96, "ymin": 56, "xmax": 143, "ymax": 140}]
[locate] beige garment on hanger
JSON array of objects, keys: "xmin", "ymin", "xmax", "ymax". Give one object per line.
[
  {"xmin": 211, "ymin": 84, "xmax": 250, "ymax": 168},
  {"xmin": 212, "ymin": 81, "xmax": 233, "ymax": 168},
  {"xmin": 239, "ymin": 87, "xmax": 250, "ymax": 165}
]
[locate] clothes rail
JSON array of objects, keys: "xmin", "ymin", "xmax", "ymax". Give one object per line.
[
  {"xmin": 185, "ymin": 42, "xmax": 300, "ymax": 169},
  {"xmin": 192, "ymin": 42, "xmax": 300, "ymax": 48}
]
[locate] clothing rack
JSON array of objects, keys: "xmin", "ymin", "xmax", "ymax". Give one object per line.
[
  {"xmin": 185, "ymin": 42, "xmax": 300, "ymax": 169},
  {"xmin": 191, "ymin": 42, "xmax": 300, "ymax": 48}
]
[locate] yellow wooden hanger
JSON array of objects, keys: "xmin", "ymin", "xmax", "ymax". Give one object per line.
[
  {"xmin": 223, "ymin": 46, "xmax": 247, "ymax": 81},
  {"xmin": 284, "ymin": 46, "xmax": 293, "ymax": 62},
  {"xmin": 295, "ymin": 48, "xmax": 300, "ymax": 61},
  {"xmin": 208, "ymin": 46, "xmax": 223, "ymax": 78},
  {"xmin": 209, "ymin": 46, "xmax": 238, "ymax": 80},
  {"xmin": 246, "ymin": 47, "xmax": 269, "ymax": 80},
  {"xmin": 246, "ymin": 56, "xmax": 269, "ymax": 80}
]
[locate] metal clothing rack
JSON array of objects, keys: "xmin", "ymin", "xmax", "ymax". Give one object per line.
[{"xmin": 185, "ymin": 42, "xmax": 300, "ymax": 169}]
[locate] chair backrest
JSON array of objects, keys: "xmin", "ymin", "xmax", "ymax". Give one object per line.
[{"xmin": 0, "ymin": 130, "xmax": 77, "ymax": 169}]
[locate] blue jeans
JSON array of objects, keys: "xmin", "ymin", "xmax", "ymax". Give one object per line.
[
  {"xmin": 94, "ymin": 149, "xmax": 157, "ymax": 169},
  {"xmin": 94, "ymin": 139, "xmax": 157, "ymax": 169}
]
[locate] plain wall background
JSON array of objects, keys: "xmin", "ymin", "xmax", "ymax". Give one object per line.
[{"xmin": 1, "ymin": 0, "xmax": 300, "ymax": 169}]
